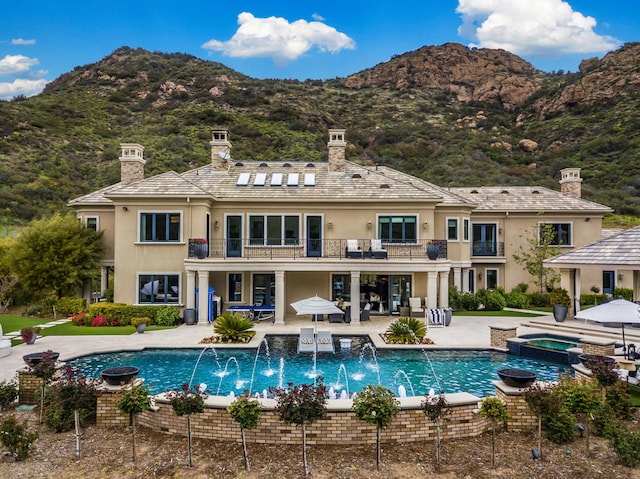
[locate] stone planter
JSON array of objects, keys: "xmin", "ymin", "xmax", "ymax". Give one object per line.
[
  {"xmin": 497, "ymin": 368, "xmax": 537, "ymax": 388},
  {"xmin": 184, "ymin": 308, "xmax": 197, "ymax": 325},
  {"xmin": 101, "ymin": 366, "xmax": 140, "ymax": 386},
  {"xmin": 578, "ymin": 354, "xmax": 616, "ymax": 370},
  {"xmin": 135, "ymin": 323, "xmax": 147, "ymax": 334},
  {"xmin": 553, "ymin": 304, "xmax": 568, "ymax": 322},
  {"xmin": 194, "ymin": 242, "xmax": 208, "ymax": 259}
]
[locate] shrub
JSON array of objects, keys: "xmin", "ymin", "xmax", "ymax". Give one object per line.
[
  {"xmin": 549, "ymin": 288, "xmax": 570, "ymax": 307},
  {"xmin": 90, "ymin": 315, "xmax": 110, "ymax": 327},
  {"xmin": 56, "ymin": 297, "xmax": 87, "ymax": 315},
  {"xmin": 131, "ymin": 317, "xmax": 150, "ymax": 328},
  {"xmin": 213, "ymin": 312, "xmax": 255, "ymax": 342},
  {"xmin": 615, "ymin": 287, "xmax": 633, "ymax": 301},
  {"xmin": 609, "ymin": 425, "xmax": 640, "ymax": 467},
  {"xmin": 0, "ymin": 380, "xmax": 19, "ymax": 410},
  {"xmin": 528, "ymin": 292, "xmax": 550, "ymax": 307},
  {"xmin": 503, "ymin": 290, "xmax": 530, "ymax": 309},
  {"xmin": 580, "ymin": 293, "xmax": 608, "ymax": 306},
  {"xmin": 385, "ymin": 317, "xmax": 427, "ymax": 343},
  {"xmin": 483, "ymin": 290, "xmax": 506, "ymax": 311},
  {"xmin": 513, "ymin": 283, "xmax": 529, "ymax": 293},
  {"xmin": 24, "ymin": 303, "xmax": 43, "ymax": 316},
  {"xmin": 155, "ymin": 306, "xmax": 179, "ymax": 326},
  {"xmin": 70, "ymin": 311, "xmax": 88, "ymax": 326},
  {"xmin": 542, "ymin": 407, "xmax": 577, "ymax": 444},
  {"xmin": 43, "ymin": 366, "xmax": 99, "ymax": 433},
  {"xmin": 458, "ymin": 292, "xmax": 481, "ymax": 311},
  {"xmin": 0, "ymin": 416, "xmax": 38, "ymax": 461}
]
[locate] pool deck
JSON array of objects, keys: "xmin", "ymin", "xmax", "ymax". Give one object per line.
[{"xmin": 1, "ymin": 309, "xmax": 638, "ymax": 383}]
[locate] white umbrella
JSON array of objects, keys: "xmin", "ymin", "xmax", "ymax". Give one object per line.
[
  {"xmin": 291, "ymin": 295, "xmax": 344, "ymax": 317},
  {"xmin": 575, "ymin": 299, "xmax": 640, "ymax": 359}
]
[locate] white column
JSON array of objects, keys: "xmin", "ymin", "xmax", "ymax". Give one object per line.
[
  {"xmin": 452, "ymin": 267, "xmax": 462, "ymax": 292},
  {"xmin": 100, "ymin": 267, "xmax": 109, "ymax": 293},
  {"xmin": 350, "ymin": 271, "xmax": 361, "ymax": 324},
  {"xmin": 197, "ymin": 270, "xmax": 209, "ymax": 323},
  {"xmin": 427, "ymin": 271, "xmax": 438, "ymax": 309},
  {"xmin": 462, "ymin": 268, "xmax": 469, "ymax": 292},
  {"xmin": 573, "ymin": 268, "xmax": 581, "ymax": 315},
  {"xmin": 274, "ymin": 271, "xmax": 285, "ymax": 324},
  {"xmin": 439, "ymin": 270, "xmax": 450, "ymax": 308},
  {"xmin": 186, "ymin": 270, "xmax": 196, "ymax": 309}
]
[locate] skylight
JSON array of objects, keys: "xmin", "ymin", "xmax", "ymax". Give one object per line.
[
  {"xmin": 271, "ymin": 173, "xmax": 283, "ymax": 186},
  {"xmin": 236, "ymin": 173, "xmax": 250, "ymax": 186},
  {"xmin": 254, "ymin": 173, "xmax": 267, "ymax": 186},
  {"xmin": 287, "ymin": 173, "xmax": 299, "ymax": 186},
  {"xmin": 304, "ymin": 173, "xmax": 316, "ymax": 186}
]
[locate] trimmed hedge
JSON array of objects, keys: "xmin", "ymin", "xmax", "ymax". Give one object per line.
[
  {"xmin": 55, "ymin": 297, "xmax": 88, "ymax": 315},
  {"xmin": 87, "ymin": 303, "xmax": 179, "ymax": 326}
]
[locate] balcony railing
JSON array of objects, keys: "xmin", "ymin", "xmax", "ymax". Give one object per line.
[
  {"xmin": 189, "ymin": 238, "xmax": 447, "ymax": 260},
  {"xmin": 471, "ymin": 241, "xmax": 504, "ymax": 257}
]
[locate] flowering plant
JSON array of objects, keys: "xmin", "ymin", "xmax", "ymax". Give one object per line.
[
  {"xmin": 90, "ymin": 315, "xmax": 107, "ymax": 327},
  {"xmin": 20, "ymin": 326, "xmax": 41, "ymax": 342},
  {"xmin": 590, "ymin": 285, "xmax": 601, "ymax": 293},
  {"xmin": 192, "ymin": 238, "xmax": 208, "ymax": 244},
  {"xmin": 70, "ymin": 312, "xmax": 88, "ymax": 326}
]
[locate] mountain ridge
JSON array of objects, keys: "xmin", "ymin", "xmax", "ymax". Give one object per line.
[{"xmin": 0, "ymin": 42, "xmax": 639, "ymax": 222}]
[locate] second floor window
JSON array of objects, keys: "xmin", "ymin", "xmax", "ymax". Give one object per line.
[
  {"xmin": 140, "ymin": 213, "xmax": 181, "ymax": 242},
  {"xmin": 447, "ymin": 218, "xmax": 459, "ymax": 241},
  {"xmin": 540, "ymin": 222, "xmax": 572, "ymax": 246},
  {"xmin": 249, "ymin": 215, "xmax": 300, "ymax": 246},
  {"xmin": 378, "ymin": 216, "xmax": 417, "ymax": 243}
]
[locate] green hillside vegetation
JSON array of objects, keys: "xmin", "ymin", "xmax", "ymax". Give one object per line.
[{"xmin": 1, "ymin": 45, "xmax": 639, "ymax": 225}]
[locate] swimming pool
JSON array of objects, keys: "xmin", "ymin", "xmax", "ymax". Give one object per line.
[{"xmin": 67, "ymin": 335, "xmax": 571, "ymax": 398}]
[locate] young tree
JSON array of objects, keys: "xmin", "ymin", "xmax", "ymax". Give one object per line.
[
  {"xmin": 165, "ymin": 383, "xmax": 207, "ymax": 467},
  {"xmin": 116, "ymin": 383, "xmax": 151, "ymax": 463},
  {"xmin": 422, "ymin": 392, "xmax": 451, "ymax": 472},
  {"xmin": 28, "ymin": 350, "xmax": 58, "ymax": 425},
  {"xmin": 557, "ymin": 375, "xmax": 602, "ymax": 452},
  {"xmin": 524, "ymin": 382, "xmax": 562, "ymax": 459},
  {"xmin": 6, "ymin": 213, "xmax": 103, "ymax": 301},
  {"xmin": 512, "ymin": 222, "xmax": 561, "ymax": 293},
  {"xmin": 228, "ymin": 393, "xmax": 263, "ymax": 471},
  {"xmin": 478, "ymin": 397, "xmax": 509, "ymax": 468},
  {"xmin": 352, "ymin": 385, "xmax": 400, "ymax": 471},
  {"xmin": 271, "ymin": 379, "xmax": 327, "ymax": 476}
]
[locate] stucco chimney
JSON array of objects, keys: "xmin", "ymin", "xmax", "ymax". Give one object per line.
[
  {"xmin": 119, "ymin": 143, "xmax": 145, "ymax": 185},
  {"xmin": 559, "ymin": 167, "xmax": 582, "ymax": 198},
  {"xmin": 328, "ymin": 128, "xmax": 346, "ymax": 172},
  {"xmin": 210, "ymin": 127, "xmax": 231, "ymax": 171}
]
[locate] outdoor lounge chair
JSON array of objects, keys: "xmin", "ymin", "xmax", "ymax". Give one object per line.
[
  {"xmin": 346, "ymin": 239, "xmax": 363, "ymax": 258},
  {"xmin": 370, "ymin": 239, "xmax": 388, "ymax": 259},
  {"xmin": 360, "ymin": 303, "xmax": 371, "ymax": 321},
  {"xmin": 297, "ymin": 327, "xmax": 316, "ymax": 353},
  {"xmin": 316, "ymin": 331, "xmax": 335, "ymax": 353},
  {"xmin": 409, "ymin": 297, "xmax": 424, "ymax": 316}
]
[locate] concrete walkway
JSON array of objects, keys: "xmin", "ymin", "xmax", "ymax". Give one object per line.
[{"xmin": 0, "ymin": 310, "xmax": 628, "ymax": 383}]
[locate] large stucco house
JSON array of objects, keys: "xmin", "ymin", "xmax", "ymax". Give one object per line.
[{"xmin": 68, "ymin": 128, "xmax": 613, "ymax": 323}]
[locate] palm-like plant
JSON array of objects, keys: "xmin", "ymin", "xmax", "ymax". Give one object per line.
[
  {"xmin": 385, "ymin": 317, "xmax": 427, "ymax": 343},
  {"xmin": 213, "ymin": 312, "xmax": 255, "ymax": 342}
]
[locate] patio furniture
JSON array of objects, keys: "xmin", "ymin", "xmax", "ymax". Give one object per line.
[
  {"xmin": 346, "ymin": 239, "xmax": 363, "ymax": 258},
  {"xmin": 370, "ymin": 239, "xmax": 388, "ymax": 259},
  {"xmin": 409, "ymin": 297, "xmax": 423, "ymax": 316},
  {"xmin": 0, "ymin": 324, "xmax": 10, "ymax": 358},
  {"xmin": 360, "ymin": 303, "xmax": 371, "ymax": 321},
  {"xmin": 297, "ymin": 327, "xmax": 316, "ymax": 353},
  {"xmin": 316, "ymin": 331, "xmax": 335, "ymax": 353},
  {"xmin": 426, "ymin": 308, "xmax": 446, "ymax": 328}
]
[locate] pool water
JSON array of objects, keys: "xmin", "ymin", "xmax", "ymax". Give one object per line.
[
  {"xmin": 526, "ymin": 338, "xmax": 580, "ymax": 351},
  {"xmin": 67, "ymin": 335, "xmax": 571, "ymax": 398}
]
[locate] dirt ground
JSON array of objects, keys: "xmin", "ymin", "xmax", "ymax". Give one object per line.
[{"xmin": 1, "ymin": 409, "xmax": 640, "ymax": 479}]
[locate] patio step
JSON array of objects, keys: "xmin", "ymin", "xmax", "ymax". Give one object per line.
[{"xmin": 520, "ymin": 319, "xmax": 640, "ymax": 343}]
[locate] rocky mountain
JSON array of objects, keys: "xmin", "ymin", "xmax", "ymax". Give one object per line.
[{"xmin": 0, "ymin": 42, "xmax": 639, "ymax": 223}]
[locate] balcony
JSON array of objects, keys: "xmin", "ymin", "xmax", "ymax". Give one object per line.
[
  {"xmin": 471, "ymin": 241, "xmax": 504, "ymax": 257},
  {"xmin": 190, "ymin": 238, "xmax": 447, "ymax": 260}
]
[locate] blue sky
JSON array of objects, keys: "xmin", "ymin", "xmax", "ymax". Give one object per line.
[{"xmin": 1, "ymin": 0, "xmax": 637, "ymax": 100}]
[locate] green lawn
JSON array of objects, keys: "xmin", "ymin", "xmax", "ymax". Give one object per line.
[{"xmin": 1, "ymin": 314, "xmax": 175, "ymax": 346}]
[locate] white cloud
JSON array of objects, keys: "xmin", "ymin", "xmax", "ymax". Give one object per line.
[
  {"xmin": 0, "ymin": 54, "xmax": 40, "ymax": 76},
  {"xmin": 0, "ymin": 78, "xmax": 47, "ymax": 100},
  {"xmin": 202, "ymin": 12, "xmax": 355, "ymax": 66},
  {"xmin": 456, "ymin": 0, "xmax": 620, "ymax": 57},
  {"xmin": 11, "ymin": 38, "xmax": 36, "ymax": 45}
]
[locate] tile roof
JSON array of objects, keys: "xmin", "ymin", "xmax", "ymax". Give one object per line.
[
  {"xmin": 70, "ymin": 161, "xmax": 475, "ymax": 206},
  {"xmin": 545, "ymin": 226, "xmax": 640, "ymax": 267},
  {"xmin": 450, "ymin": 186, "xmax": 612, "ymax": 213}
]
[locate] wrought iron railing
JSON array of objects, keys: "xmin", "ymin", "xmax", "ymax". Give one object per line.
[
  {"xmin": 471, "ymin": 241, "xmax": 504, "ymax": 257},
  {"xmin": 189, "ymin": 238, "xmax": 448, "ymax": 260}
]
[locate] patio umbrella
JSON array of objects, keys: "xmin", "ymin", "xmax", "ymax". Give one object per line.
[
  {"xmin": 575, "ymin": 299, "xmax": 640, "ymax": 359},
  {"xmin": 291, "ymin": 295, "xmax": 345, "ymax": 317}
]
